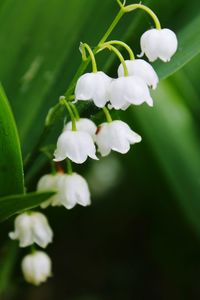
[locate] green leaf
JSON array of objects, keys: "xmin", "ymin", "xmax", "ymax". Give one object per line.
[
  {"xmin": 132, "ymin": 80, "xmax": 200, "ymax": 234},
  {"xmin": 0, "ymin": 191, "xmax": 55, "ymax": 222},
  {"xmin": 0, "ymin": 84, "xmax": 24, "ymax": 196}
]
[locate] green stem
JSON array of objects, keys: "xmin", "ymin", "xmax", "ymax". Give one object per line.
[
  {"xmin": 69, "ymin": 102, "xmax": 80, "ymax": 120},
  {"xmin": 59, "ymin": 97, "xmax": 77, "ymax": 131},
  {"xmin": 124, "ymin": 4, "xmax": 161, "ymax": 29},
  {"xmin": 100, "ymin": 40, "xmax": 135, "ymax": 60},
  {"xmin": 98, "ymin": 8, "xmax": 125, "ymax": 45},
  {"xmin": 80, "ymin": 43, "xmax": 97, "ymax": 73},
  {"xmin": 66, "ymin": 159, "xmax": 73, "ymax": 175},
  {"xmin": 102, "ymin": 107, "xmax": 112, "ymax": 123},
  {"xmin": 99, "ymin": 43, "xmax": 128, "ymax": 76},
  {"xmin": 64, "ymin": 7, "xmax": 125, "ymax": 98}
]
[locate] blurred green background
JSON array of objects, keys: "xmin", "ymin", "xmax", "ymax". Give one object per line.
[{"xmin": 1, "ymin": 0, "xmax": 200, "ymax": 299}]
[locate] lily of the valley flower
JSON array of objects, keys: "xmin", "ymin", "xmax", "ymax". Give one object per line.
[
  {"xmin": 21, "ymin": 251, "xmax": 52, "ymax": 286},
  {"xmin": 54, "ymin": 130, "xmax": 98, "ymax": 163},
  {"xmin": 95, "ymin": 120, "xmax": 142, "ymax": 156},
  {"xmin": 9, "ymin": 212, "xmax": 53, "ymax": 248},
  {"xmin": 64, "ymin": 118, "xmax": 97, "ymax": 138},
  {"xmin": 108, "ymin": 76, "xmax": 153, "ymax": 110},
  {"xmin": 75, "ymin": 71, "xmax": 112, "ymax": 108},
  {"xmin": 118, "ymin": 59, "xmax": 159, "ymax": 89},
  {"xmin": 37, "ymin": 173, "xmax": 63, "ymax": 208},
  {"xmin": 37, "ymin": 173, "xmax": 91, "ymax": 209},
  {"xmin": 140, "ymin": 28, "xmax": 178, "ymax": 62}
]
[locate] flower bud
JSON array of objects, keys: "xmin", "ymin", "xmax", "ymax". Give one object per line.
[{"xmin": 21, "ymin": 251, "xmax": 52, "ymax": 286}]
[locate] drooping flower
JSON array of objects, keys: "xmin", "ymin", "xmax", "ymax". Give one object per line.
[
  {"xmin": 37, "ymin": 172, "xmax": 91, "ymax": 209},
  {"xmin": 75, "ymin": 71, "xmax": 112, "ymax": 108},
  {"xmin": 118, "ymin": 59, "xmax": 159, "ymax": 89},
  {"xmin": 95, "ymin": 120, "xmax": 142, "ymax": 156},
  {"xmin": 108, "ymin": 76, "xmax": 153, "ymax": 110},
  {"xmin": 139, "ymin": 28, "xmax": 178, "ymax": 62},
  {"xmin": 37, "ymin": 173, "xmax": 63, "ymax": 208},
  {"xmin": 9, "ymin": 212, "xmax": 53, "ymax": 248},
  {"xmin": 54, "ymin": 130, "xmax": 98, "ymax": 163},
  {"xmin": 21, "ymin": 251, "xmax": 52, "ymax": 286},
  {"xmin": 64, "ymin": 118, "xmax": 97, "ymax": 138}
]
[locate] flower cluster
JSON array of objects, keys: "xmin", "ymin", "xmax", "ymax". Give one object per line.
[
  {"xmin": 9, "ymin": 212, "xmax": 53, "ymax": 285},
  {"xmin": 9, "ymin": 1, "xmax": 178, "ymax": 286}
]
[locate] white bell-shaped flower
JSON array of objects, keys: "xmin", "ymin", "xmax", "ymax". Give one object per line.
[
  {"xmin": 140, "ymin": 28, "xmax": 178, "ymax": 62},
  {"xmin": 95, "ymin": 120, "xmax": 142, "ymax": 156},
  {"xmin": 108, "ymin": 76, "xmax": 153, "ymax": 110},
  {"xmin": 9, "ymin": 212, "xmax": 53, "ymax": 248},
  {"xmin": 37, "ymin": 173, "xmax": 63, "ymax": 208},
  {"xmin": 118, "ymin": 59, "xmax": 159, "ymax": 89},
  {"xmin": 54, "ymin": 130, "xmax": 98, "ymax": 163},
  {"xmin": 21, "ymin": 251, "xmax": 52, "ymax": 286},
  {"xmin": 75, "ymin": 71, "xmax": 112, "ymax": 108},
  {"xmin": 37, "ymin": 173, "xmax": 91, "ymax": 209},
  {"xmin": 64, "ymin": 118, "xmax": 97, "ymax": 138}
]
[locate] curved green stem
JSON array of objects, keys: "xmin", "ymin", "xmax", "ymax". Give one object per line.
[
  {"xmin": 123, "ymin": 4, "xmax": 161, "ymax": 29},
  {"xmin": 99, "ymin": 43, "xmax": 128, "ymax": 76},
  {"xmin": 66, "ymin": 159, "xmax": 73, "ymax": 175},
  {"xmin": 69, "ymin": 102, "xmax": 80, "ymax": 120},
  {"xmin": 80, "ymin": 43, "xmax": 97, "ymax": 73},
  {"xmin": 100, "ymin": 40, "xmax": 134, "ymax": 60},
  {"xmin": 59, "ymin": 96, "xmax": 77, "ymax": 131},
  {"xmin": 102, "ymin": 107, "xmax": 112, "ymax": 123}
]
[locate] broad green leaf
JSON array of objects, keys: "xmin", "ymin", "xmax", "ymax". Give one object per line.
[
  {"xmin": 0, "ymin": 191, "xmax": 54, "ymax": 222},
  {"xmin": 132, "ymin": 81, "xmax": 200, "ymax": 234},
  {"xmin": 0, "ymin": 84, "xmax": 24, "ymax": 196}
]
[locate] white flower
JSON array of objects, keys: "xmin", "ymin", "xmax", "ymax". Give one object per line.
[
  {"xmin": 139, "ymin": 28, "xmax": 178, "ymax": 62},
  {"xmin": 95, "ymin": 120, "xmax": 142, "ymax": 156},
  {"xmin": 37, "ymin": 173, "xmax": 91, "ymax": 209},
  {"xmin": 9, "ymin": 212, "xmax": 53, "ymax": 248},
  {"xmin": 54, "ymin": 130, "xmax": 98, "ymax": 163},
  {"xmin": 37, "ymin": 173, "xmax": 63, "ymax": 208},
  {"xmin": 64, "ymin": 118, "xmax": 97, "ymax": 138},
  {"xmin": 108, "ymin": 76, "xmax": 153, "ymax": 110},
  {"xmin": 21, "ymin": 251, "xmax": 52, "ymax": 286},
  {"xmin": 75, "ymin": 71, "xmax": 112, "ymax": 108},
  {"xmin": 118, "ymin": 59, "xmax": 159, "ymax": 89}
]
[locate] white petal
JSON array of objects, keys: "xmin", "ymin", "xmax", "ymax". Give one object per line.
[
  {"xmin": 31, "ymin": 212, "xmax": 53, "ymax": 248},
  {"xmin": 118, "ymin": 59, "xmax": 159, "ymax": 89},
  {"xmin": 75, "ymin": 73, "xmax": 96, "ymax": 101},
  {"xmin": 140, "ymin": 28, "xmax": 178, "ymax": 62},
  {"xmin": 140, "ymin": 29, "xmax": 160, "ymax": 62},
  {"xmin": 108, "ymin": 77, "xmax": 130, "ymax": 109},
  {"xmin": 75, "ymin": 71, "xmax": 112, "ymax": 108},
  {"xmin": 95, "ymin": 123, "xmax": 112, "ymax": 156},
  {"xmin": 9, "ymin": 213, "xmax": 33, "ymax": 248},
  {"xmin": 96, "ymin": 121, "xmax": 142, "ymax": 156},
  {"xmin": 54, "ymin": 130, "xmax": 97, "ymax": 164},
  {"xmin": 58, "ymin": 173, "xmax": 91, "ymax": 209},
  {"xmin": 123, "ymin": 76, "xmax": 153, "ymax": 107},
  {"xmin": 158, "ymin": 29, "xmax": 178, "ymax": 62},
  {"xmin": 37, "ymin": 174, "xmax": 60, "ymax": 209},
  {"xmin": 64, "ymin": 118, "xmax": 97, "ymax": 137}
]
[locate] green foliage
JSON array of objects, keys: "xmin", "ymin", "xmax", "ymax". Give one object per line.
[
  {"xmin": 0, "ymin": 191, "xmax": 55, "ymax": 222},
  {"xmin": 1, "ymin": 0, "xmax": 200, "ymax": 297},
  {"xmin": 0, "ymin": 84, "xmax": 24, "ymax": 196}
]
